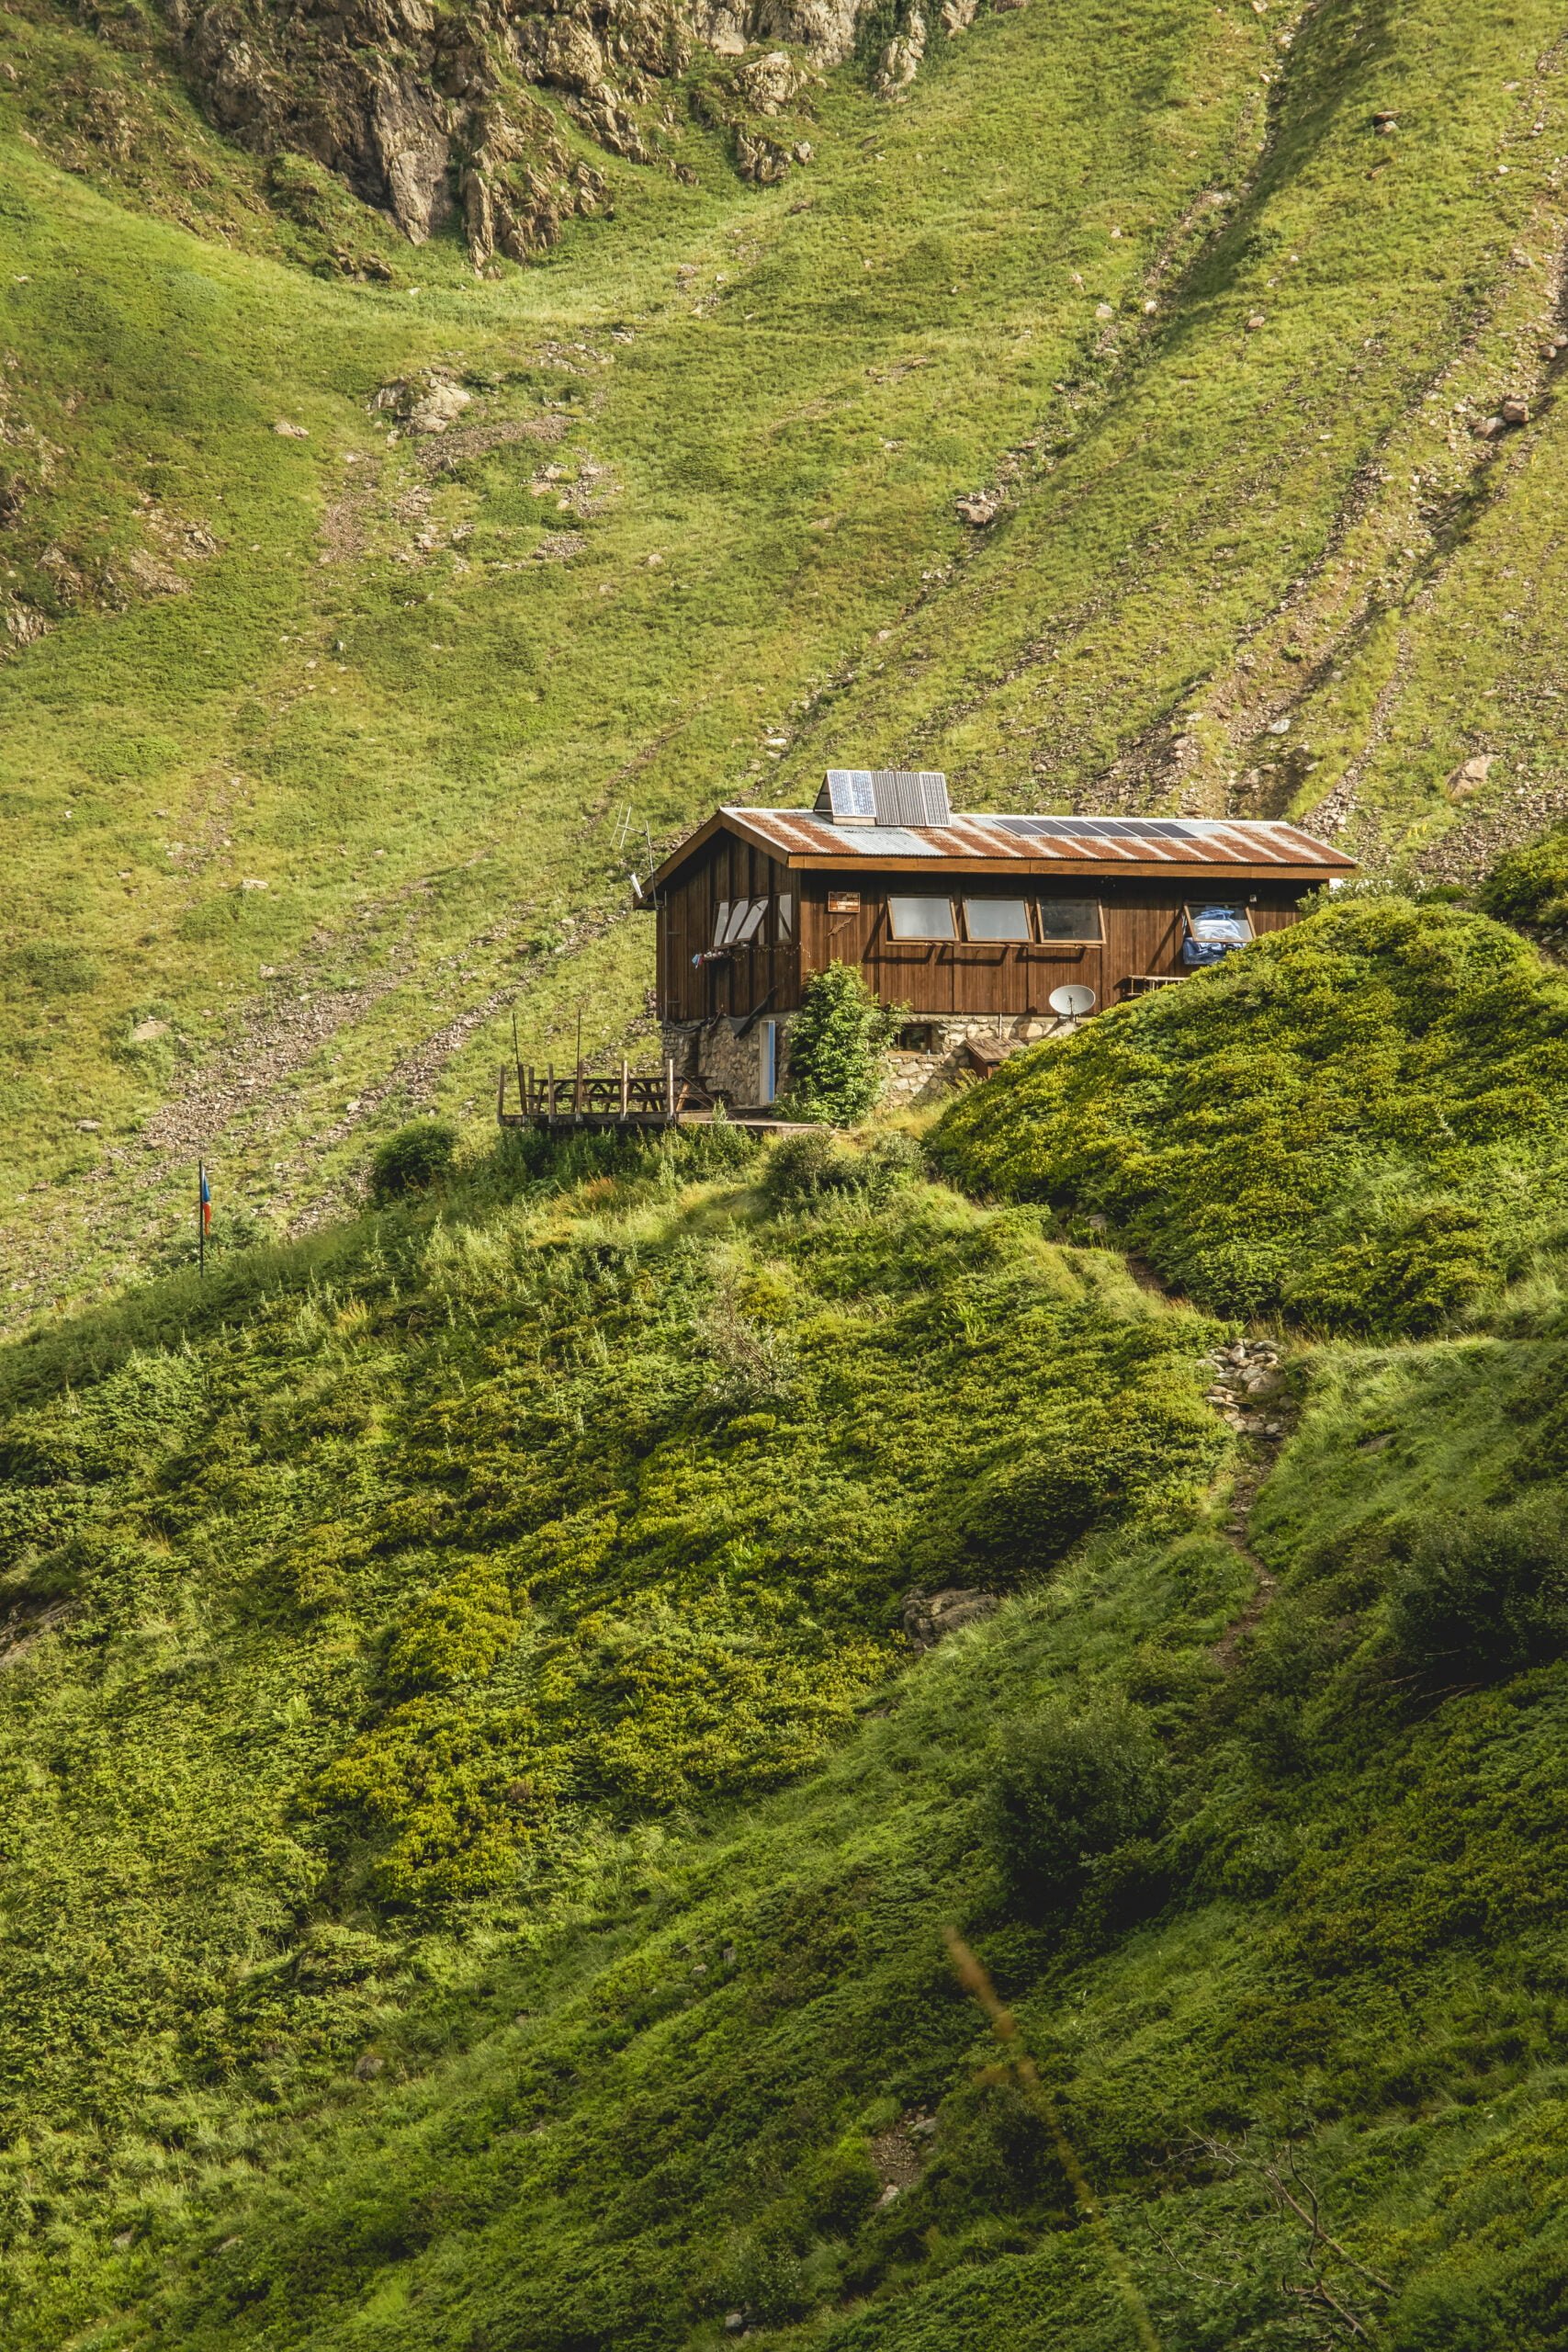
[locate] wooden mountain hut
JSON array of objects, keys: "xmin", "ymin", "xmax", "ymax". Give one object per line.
[{"xmin": 645, "ymin": 770, "xmax": 1357, "ymax": 1108}]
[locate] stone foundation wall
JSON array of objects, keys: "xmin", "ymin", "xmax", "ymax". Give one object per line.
[
  {"xmin": 881, "ymin": 1013, "xmax": 1081, "ymax": 1105},
  {"xmin": 664, "ymin": 1018, "xmax": 787, "ymax": 1108},
  {"xmin": 663, "ymin": 1011, "xmax": 1078, "ymax": 1113}
]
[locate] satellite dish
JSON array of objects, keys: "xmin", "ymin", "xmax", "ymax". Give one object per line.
[{"xmin": 1049, "ymin": 983, "xmax": 1097, "ymax": 1018}]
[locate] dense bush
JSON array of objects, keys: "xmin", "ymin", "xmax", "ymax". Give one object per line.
[
  {"xmin": 761, "ymin": 1126, "xmax": 923, "ymax": 1207},
  {"xmin": 778, "ymin": 965, "xmax": 904, "ymax": 1125},
  {"xmin": 1389, "ymin": 1502, "xmax": 1568, "ymax": 1683},
  {"xmin": 368, "ymin": 1119, "xmax": 459, "ymax": 1204},
  {"xmin": 979, "ymin": 1695, "xmax": 1170, "ymax": 1915},
  {"xmin": 932, "ymin": 899, "xmax": 1568, "ymax": 1335},
  {"xmin": 1478, "ymin": 826, "xmax": 1568, "ymax": 951}
]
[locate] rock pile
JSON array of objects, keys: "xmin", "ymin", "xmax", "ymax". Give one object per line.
[{"xmin": 1200, "ymin": 1339, "xmax": 1286, "ymax": 1437}]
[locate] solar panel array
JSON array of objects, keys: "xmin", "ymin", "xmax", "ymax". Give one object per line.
[
  {"xmin": 995, "ymin": 815, "xmax": 1198, "ymax": 841},
  {"xmin": 816, "ymin": 769, "xmax": 953, "ymax": 828}
]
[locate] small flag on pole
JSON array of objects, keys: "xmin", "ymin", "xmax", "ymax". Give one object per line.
[{"xmin": 198, "ymin": 1161, "xmax": 210, "ymax": 1275}]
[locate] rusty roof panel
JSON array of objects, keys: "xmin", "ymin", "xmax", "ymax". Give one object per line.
[{"xmin": 718, "ymin": 808, "xmax": 1353, "ymax": 870}]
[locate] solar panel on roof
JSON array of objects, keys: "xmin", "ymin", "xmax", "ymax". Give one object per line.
[
  {"xmin": 818, "ymin": 769, "xmax": 879, "ymax": 823},
  {"xmin": 994, "ymin": 815, "xmax": 1198, "ymax": 841},
  {"xmin": 815, "ymin": 769, "xmax": 951, "ymax": 828}
]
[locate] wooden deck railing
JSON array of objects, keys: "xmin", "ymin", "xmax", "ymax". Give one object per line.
[{"xmin": 497, "ymin": 1060, "xmax": 709, "ymax": 1125}]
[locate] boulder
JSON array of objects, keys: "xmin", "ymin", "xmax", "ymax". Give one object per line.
[
  {"xmin": 954, "ymin": 488, "xmax": 1001, "ymax": 526},
  {"xmin": 903, "ymin": 1588, "xmax": 1000, "ymax": 1649}
]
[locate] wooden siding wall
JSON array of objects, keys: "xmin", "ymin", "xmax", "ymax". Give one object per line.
[
  {"xmin": 655, "ymin": 834, "xmax": 800, "ymax": 1023},
  {"xmin": 799, "ymin": 876, "xmax": 1307, "ymax": 1017},
  {"xmin": 656, "ymin": 841, "xmax": 1310, "ymax": 1023}
]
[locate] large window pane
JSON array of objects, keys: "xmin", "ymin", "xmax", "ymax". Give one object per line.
[
  {"xmin": 1037, "ymin": 898, "xmax": 1101, "ymax": 941},
  {"xmin": 887, "ymin": 895, "xmax": 956, "ymax": 941},
  {"xmin": 776, "ymin": 894, "xmax": 794, "ymax": 940},
  {"xmin": 712, "ymin": 899, "xmax": 732, "ymax": 948},
  {"xmin": 964, "ymin": 897, "xmax": 1031, "ymax": 941},
  {"xmin": 734, "ymin": 899, "xmax": 768, "ymax": 944}
]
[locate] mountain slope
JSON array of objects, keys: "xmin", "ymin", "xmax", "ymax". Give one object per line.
[
  {"xmin": 6, "ymin": 0, "xmax": 1568, "ymax": 1320},
  {"xmin": 0, "ymin": 0, "xmax": 1276, "ymax": 1319},
  {"xmin": 5, "ymin": 908, "xmax": 1568, "ymax": 2346}
]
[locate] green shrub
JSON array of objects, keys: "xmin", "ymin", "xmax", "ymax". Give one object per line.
[
  {"xmin": 777, "ymin": 966, "xmax": 904, "ymax": 1125},
  {"xmin": 1389, "ymin": 1502, "xmax": 1568, "ymax": 1683},
  {"xmin": 385, "ymin": 1563, "xmax": 517, "ymax": 1692},
  {"xmin": 369, "ymin": 1120, "xmax": 459, "ymax": 1204},
  {"xmin": 762, "ymin": 1127, "xmax": 923, "ymax": 1209},
  {"xmin": 980, "ymin": 1697, "xmax": 1170, "ymax": 1916},
  {"xmin": 1478, "ymin": 825, "xmax": 1568, "ymax": 949},
  {"xmin": 762, "ymin": 1129, "xmax": 866, "ymax": 1204}
]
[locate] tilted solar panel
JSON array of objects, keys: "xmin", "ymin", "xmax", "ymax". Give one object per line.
[{"xmin": 816, "ymin": 769, "xmax": 951, "ymax": 827}]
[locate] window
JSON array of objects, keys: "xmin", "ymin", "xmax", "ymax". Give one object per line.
[
  {"xmin": 964, "ymin": 897, "xmax": 1031, "ymax": 941},
  {"xmin": 776, "ymin": 894, "xmax": 795, "ymax": 940},
  {"xmin": 715, "ymin": 897, "xmax": 766, "ymax": 948},
  {"xmin": 1182, "ymin": 902, "xmax": 1252, "ymax": 967},
  {"xmin": 895, "ymin": 1022, "xmax": 936, "ymax": 1051},
  {"xmin": 887, "ymin": 895, "xmax": 956, "ymax": 941},
  {"xmin": 1036, "ymin": 898, "xmax": 1102, "ymax": 941}
]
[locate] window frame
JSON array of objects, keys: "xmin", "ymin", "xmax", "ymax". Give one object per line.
[
  {"xmin": 960, "ymin": 895, "xmax": 1032, "ymax": 943},
  {"xmin": 1182, "ymin": 900, "xmax": 1255, "ymax": 943},
  {"xmin": 1034, "ymin": 896, "xmax": 1104, "ymax": 944},
  {"xmin": 886, "ymin": 893, "xmax": 958, "ymax": 943}
]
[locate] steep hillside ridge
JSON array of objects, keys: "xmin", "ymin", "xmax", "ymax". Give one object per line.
[
  {"xmin": 0, "ymin": 1130, "xmax": 1224, "ymax": 2344},
  {"xmin": 789, "ymin": 0, "xmax": 1568, "ymax": 873},
  {"xmin": 932, "ymin": 895, "xmax": 1568, "ymax": 1334}
]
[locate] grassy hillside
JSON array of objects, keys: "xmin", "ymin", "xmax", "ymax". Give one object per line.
[
  {"xmin": 4, "ymin": 0, "xmax": 1568, "ymax": 1317},
  {"xmin": 6, "ymin": 901, "xmax": 1568, "ymax": 2349},
  {"xmin": 931, "ymin": 894, "xmax": 1568, "ymax": 1334}
]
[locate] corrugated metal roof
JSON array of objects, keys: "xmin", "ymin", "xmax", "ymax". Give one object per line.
[{"xmin": 718, "ymin": 807, "xmax": 1353, "ymax": 869}]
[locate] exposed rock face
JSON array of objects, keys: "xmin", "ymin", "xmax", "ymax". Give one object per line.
[{"xmin": 163, "ymin": 0, "xmax": 987, "ymax": 263}]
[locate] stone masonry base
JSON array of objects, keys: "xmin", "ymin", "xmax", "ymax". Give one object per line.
[{"xmin": 662, "ymin": 1012, "xmax": 1079, "ymax": 1113}]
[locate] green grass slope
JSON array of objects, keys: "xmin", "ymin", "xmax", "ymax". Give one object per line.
[
  {"xmin": 5, "ymin": 1102, "xmax": 1568, "ymax": 2349},
  {"xmin": 0, "ymin": 1127, "xmax": 1224, "ymax": 2344},
  {"xmin": 4, "ymin": 893, "xmax": 1568, "ymax": 2347},
  {"xmin": 931, "ymin": 893, "xmax": 1568, "ymax": 1334},
  {"xmin": 4, "ymin": 0, "xmax": 1568, "ymax": 1321}
]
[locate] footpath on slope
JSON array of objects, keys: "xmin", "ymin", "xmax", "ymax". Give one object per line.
[{"xmin": 1202, "ymin": 1333, "xmax": 1289, "ymax": 1665}]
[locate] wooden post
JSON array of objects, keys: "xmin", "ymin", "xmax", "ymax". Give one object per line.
[
  {"xmin": 575, "ymin": 1007, "xmax": 583, "ymax": 1123},
  {"xmin": 497, "ymin": 1064, "xmax": 506, "ymax": 1121},
  {"xmin": 621, "ymin": 1058, "xmax": 629, "ymax": 1121},
  {"xmin": 547, "ymin": 1063, "xmax": 555, "ymax": 1125},
  {"xmin": 665, "ymin": 1056, "xmax": 675, "ymax": 1122}
]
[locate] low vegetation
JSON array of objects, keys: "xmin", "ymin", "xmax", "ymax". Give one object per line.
[
  {"xmin": 932, "ymin": 894, "xmax": 1568, "ymax": 1334},
  {"xmin": 6, "ymin": 910, "xmax": 1568, "ymax": 2346}
]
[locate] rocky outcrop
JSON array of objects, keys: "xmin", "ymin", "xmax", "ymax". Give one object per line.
[{"xmin": 162, "ymin": 0, "xmax": 998, "ymax": 264}]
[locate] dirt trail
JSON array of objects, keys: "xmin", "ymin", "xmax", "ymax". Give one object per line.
[{"xmin": 1201, "ymin": 1335, "xmax": 1291, "ymax": 1666}]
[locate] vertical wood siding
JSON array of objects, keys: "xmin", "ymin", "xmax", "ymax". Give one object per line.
[{"xmin": 657, "ymin": 836, "xmax": 1311, "ymax": 1023}]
